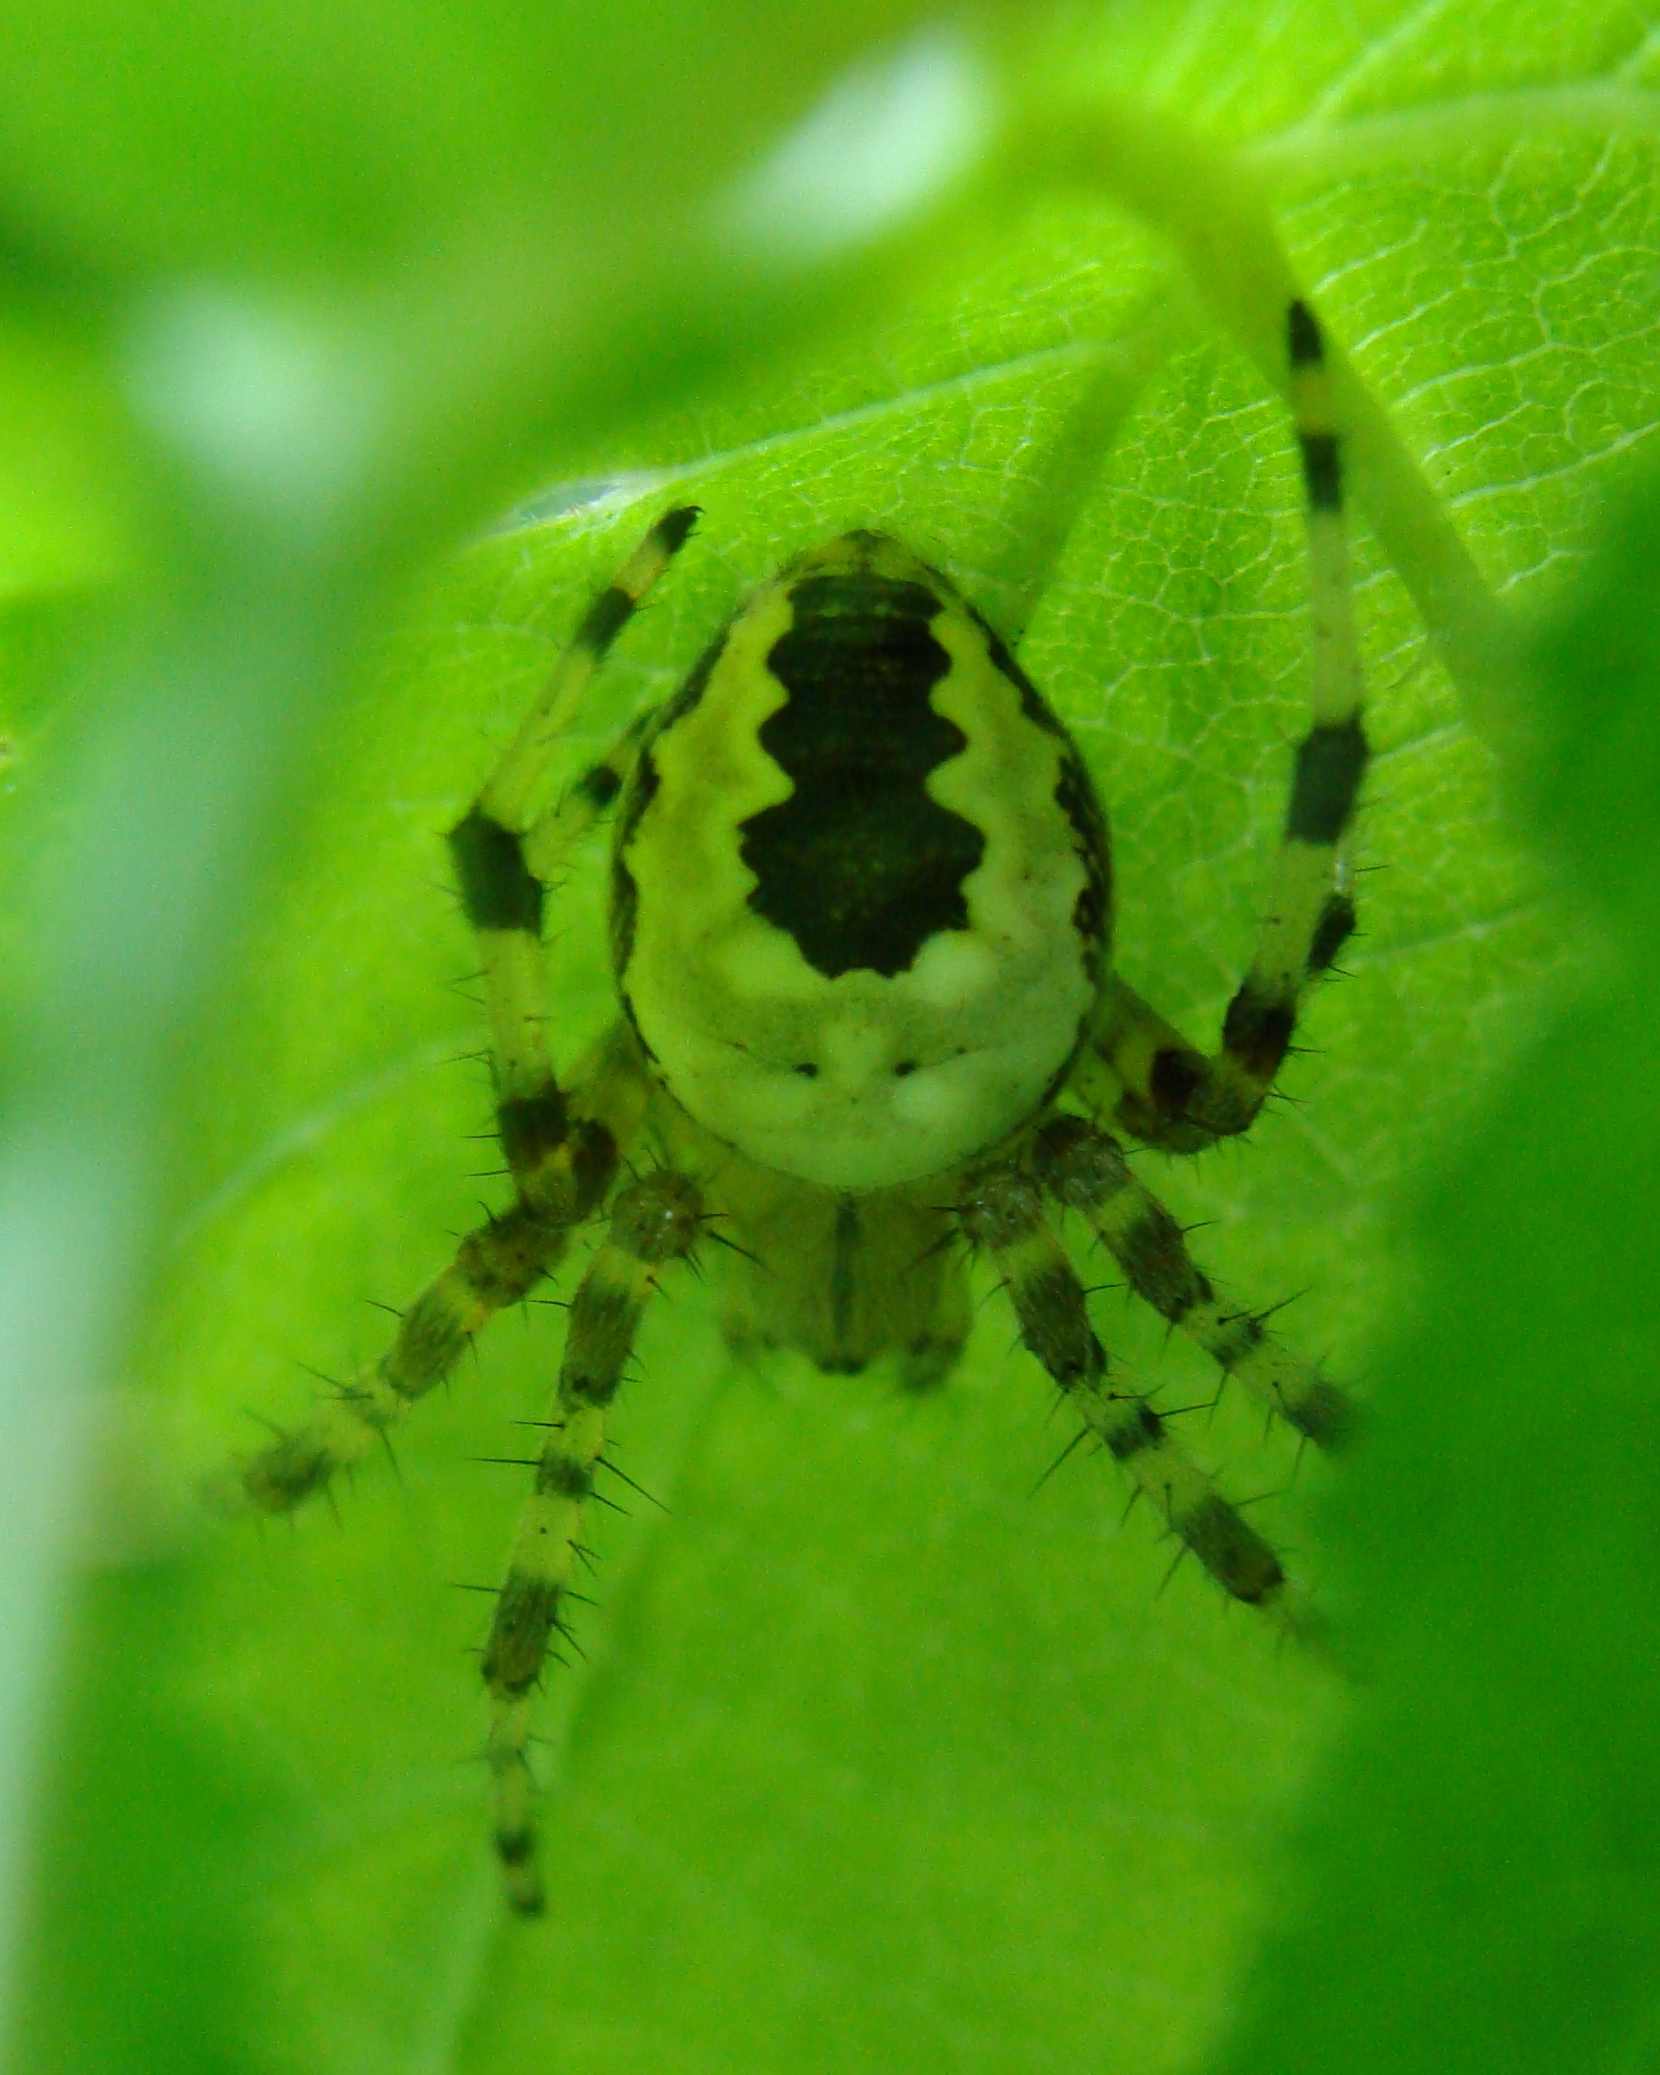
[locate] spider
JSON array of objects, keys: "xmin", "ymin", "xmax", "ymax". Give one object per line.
[{"xmin": 222, "ymin": 294, "xmax": 1364, "ymax": 1918}]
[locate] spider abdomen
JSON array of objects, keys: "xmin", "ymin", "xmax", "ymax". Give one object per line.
[{"xmin": 612, "ymin": 531, "xmax": 1111, "ymax": 1190}]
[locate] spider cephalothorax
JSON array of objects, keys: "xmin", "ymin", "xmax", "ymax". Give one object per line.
[{"xmin": 224, "ymin": 295, "xmax": 1363, "ymax": 1917}]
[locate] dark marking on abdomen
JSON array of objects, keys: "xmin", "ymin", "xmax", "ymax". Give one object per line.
[
  {"xmin": 741, "ymin": 573, "xmax": 984, "ymax": 977},
  {"xmin": 1055, "ymin": 749, "xmax": 1112, "ymax": 971}
]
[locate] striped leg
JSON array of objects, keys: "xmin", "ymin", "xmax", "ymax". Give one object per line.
[
  {"xmin": 957, "ymin": 1167, "xmax": 1302, "ymax": 1626},
  {"xmin": 1083, "ymin": 299, "xmax": 1367, "ymax": 1153},
  {"xmin": 484, "ymin": 1169, "xmax": 703, "ymax": 1916},
  {"xmin": 211, "ymin": 1024, "xmax": 649, "ymax": 1518},
  {"xmin": 522, "ymin": 704, "xmax": 661, "ymax": 887},
  {"xmin": 1033, "ymin": 1113, "xmax": 1354, "ymax": 1448},
  {"xmin": 221, "ymin": 1202, "xmax": 565, "ymax": 1516},
  {"xmin": 447, "ymin": 505, "xmax": 698, "ymax": 1212}
]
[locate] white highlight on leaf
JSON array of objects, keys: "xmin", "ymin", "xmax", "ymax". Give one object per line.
[
  {"xmin": 720, "ymin": 27, "xmax": 991, "ymax": 262},
  {"xmin": 123, "ymin": 283, "xmax": 380, "ymax": 529}
]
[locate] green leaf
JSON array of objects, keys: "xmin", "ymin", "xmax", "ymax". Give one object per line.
[
  {"xmin": 1218, "ymin": 462, "xmax": 1660, "ymax": 2075},
  {"xmin": 4, "ymin": 3, "xmax": 1657, "ymax": 2071}
]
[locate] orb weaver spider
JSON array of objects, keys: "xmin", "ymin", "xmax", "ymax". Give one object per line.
[{"xmin": 220, "ymin": 295, "xmax": 1363, "ymax": 1917}]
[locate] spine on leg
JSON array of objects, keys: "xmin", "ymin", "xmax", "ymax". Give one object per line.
[
  {"xmin": 215, "ymin": 1200, "xmax": 575, "ymax": 1517},
  {"xmin": 957, "ymin": 1167, "xmax": 1290, "ymax": 1614},
  {"xmin": 483, "ymin": 1169, "xmax": 702, "ymax": 1916},
  {"xmin": 1034, "ymin": 1115, "xmax": 1355, "ymax": 1448}
]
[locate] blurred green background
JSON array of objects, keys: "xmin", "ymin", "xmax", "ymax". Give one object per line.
[{"xmin": 2, "ymin": 3, "xmax": 1657, "ymax": 2070}]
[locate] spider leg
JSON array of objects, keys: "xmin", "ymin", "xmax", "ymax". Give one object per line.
[
  {"xmin": 211, "ymin": 1024, "xmax": 648, "ymax": 1516},
  {"xmin": 957, "ymin": 1166, "xmax": 1308, "ymax": 1630},
  {"xmin": 482, "ymin": 1167, "xmax": 703, "ymax": 1917},
  {"xmin": 1033, "ymin": 1113, "xmax": 1354, "ymax": 1448},
  {"xmin": 216, "ymin": 510, "xmax": 696, "ymax": 1518},
  {"xmin": 1079, "ymin": 300, "xmax": 1367, "ymax": 1153},
  {"xmin": 521, "ymin": 701, "xmax": 661, "ymax": 888},
  {"xmin": 447, "ymin": 504, "xmax": 697, "ymax": 1209}
]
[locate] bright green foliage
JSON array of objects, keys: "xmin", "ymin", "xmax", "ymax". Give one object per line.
[
  {"xmin": 1217, "ymin": 465, "xmax": 1660, "ymax": 2075},
  {"xmin": 1, "ymin": 3, "xmax": 1656, "ymax": 2072}
]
